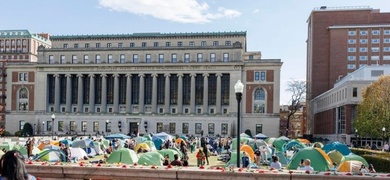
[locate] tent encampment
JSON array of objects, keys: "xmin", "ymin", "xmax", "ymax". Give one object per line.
[
  {"xmin": 287, "ymin": 147, "xmax": 332, "ymax": 171},
  {"xmin": 158, "ymin": 149, "xmax": 178, "ymax": 161},
  {"xmin": 72, "ymin": 139, "xmax": 94, "ymax": 149},
  {"xmin": 322, "ymin": 142, "xmax": 351, "ymax": 156},
  {"xmin": 104, "ymin": 133, "xmax": 131, "ymax": 140},
  {"xmin": 240, "ymin": 145, "xmax": 255, "ymax": 160},
  {"xmin": 337, "ymin": 160, "xmax": 363, "ymax": 173},
  {"xmin": 106, "ymin": 148, "xmax": 138, "ymax": 164},
  {"xmin": 327, "ymin": 150, "xmax": 345, "ymax": 165},
  {"xmin": 34, "ymin": 149, "xmax": 66, "ymax": 162},
  {"xmin": 152, "ymin": 132, "xmax": 173, "ymax": 141},
  {"xmin": 143, "ymin": 141, "xmax": 157, "ymax": 152},
  {"xmin": 135, "ymin": 143, "xmax": 150, "ymax": 152},
  {"xmin": 343, "ymin": 154, "xmax": 368, "ymax": 167},
  {"xmin": 138, "ymin": 152, "xmax": 164, "ymax": 166},
  {"xmin": 70, "ymin": 147, "xmax": 88, "ymax": 160}
]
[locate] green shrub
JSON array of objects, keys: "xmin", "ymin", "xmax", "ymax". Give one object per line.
[
  {"xmin": 2, "ymin": 131, "xmax": 11, "ymax": 136},
  {"xmin": 15, "ymin": 130, "xmax": 22, "ymax": 137},
  {"xmin": 361, "ymin": 155, "xmax": 390, "ymax": 173}
]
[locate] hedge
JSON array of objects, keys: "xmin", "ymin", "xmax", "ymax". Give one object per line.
[{"xmin": 351, "ymin": 148, "xmax": 390, "ymax": 173}]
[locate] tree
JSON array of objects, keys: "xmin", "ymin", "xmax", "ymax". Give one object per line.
[
  {"xmin": 285, "ymin": 80, "xmax": 306, "ymax": 137},
  {"xmin": 354, "ymin": 75, "xmax": 390, "ymax": 138}
]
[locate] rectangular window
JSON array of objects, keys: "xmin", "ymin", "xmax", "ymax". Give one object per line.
[
  {"xmin": 171, "ymin": 54, "xmax": 177, "ymax": 63},
  {"xmin": 348, "ymin": 39, "xmax": 356, "ymax": 44},
  {"xmin": 74, "ymin": 43, "xmax": 79, "ymax": 48},
  {"xmin": 360, "ymin": 30, "xmax": 367, "ymax": 35},
  {"xmin": 260, "ymin": 71, "xmax": 266, "ymax": 81},
  {"xmin": 221, "ymin": 123, "xmax": 228, "ymax": 135},
  {"xmin": 130, "ymin": 42, "xmax": 135, "ymax": 47},
  {"xmin": 182, "ymin": 123, "xmax": 189, "ymax": 134},
  {"xmin": 120, "ymin": 54, "xmax": 125, "ymax": 63},
  {"xmin": 81, "ymin": 121, "xmax": 87, "ymax": 132},
  {"xmin": 372, "ymin": 39, "xmax": 380, "ymax": 44},
  {"xmin": 49, "ymin": 55, "xmax": 54, "ymax": 64},
  {"xmin": 60, "ymin": 55, "xmax": 65, "ymax": 64},
  {"xmin": 225, "ymin": 41, "xmax": 231, "ymax": 46},
  {"xmin": 47, "ymin": 121, "xmax": 52, "ymax": 132},
  {"xmin": 208, "ymin": 123, "xmax": 215, "ymax": 134},
  {"xmin": 70, "ymin": 121, "xmax": 76, "ymax": 132},
  {"xmin": 352, "ymin": 87, "xmax": 358, "ymax": 97},
  {"xmin": 189, "ymin": 41, "xmax": 195, "ymax": 46},
  {"xmin": 142, "ymin": 42, "xmax": 147, "ymax": 47},
  {"xmin": 348, "ymin": 30, "xmax": 356, "ymax": 36},
  {"xmin": 359, "ymin": 56, "xmax": 367, "ymax": 61},
  {"xmin": 249, "ymin": 55, "xmax": 254, "ymax": 60},
  {"xmin": 359, "ymin": 47, "xmax": 367, "ymax": 52},
  {"xmin": 195, "ymin": 123, "xmax": 202, "ymax": 134},
  {"xmin": 133, "ymin": 54, "xmax": 138, "ymax": 63},
  {"xmin": 157, "ymin": 122, "xmax": 163, "ymax": 133},
  {"xmin": 18, "ymin": 73, "xmax": 28, "ymax": 82},
  {"xmin": 223, "ymin": 53, "xmax": 229, "ymax": 62},
  {"xmin": 108, "ymin": 54, "xmax": 113, "ymax": 63},
  {"xmin": 118, "ymin": 43, "xmax": 123, "ymax": 48},
  {"xmin": 159, "ymin": 54, "xmax": 164, "ymax": 63},
  {"xmin": 213, "ymin": 41, "xmax": 219, "ymax": 46},
  {"xmin": 146, "ymin": 54, "xmax": 151, "ymax": 63},
  {"xmin": 210, "ymin": 53, "xmax": 216, "ymax": 62},
  {"xmin": 166, "ymin": 42, "xmax": 171, "ymax": 47},
  {"xmin": 360, "ymin": 39, "xmax": 367, "ymax": 44},
  {"xmin": 177, "ymin": 42, "xmax": 183, "ymax": 47},
  {"xmin": 169, "ymin": 123, "xmax": 176, "ymax": 134},
  {"xmin": 93, "ymin": 121, "xmax": 99, "ymax": 132},
  {"xmin": 19, "ymin": 120, "xmax": 25, "ymax": 130},
  {"xmin": 107, "ymin": 43, "xmax": 112, "ymax": 48},
  {"xmin": 95, "ymin": 55, "xmax": 101, "ymax": 63},
  {"xmin": 255, "ymin": 72, "xmax": 259, "ymax": 81},
  {"xmin": 372, "ymin": 47, "xmax": 380, "ymax": 52},
  {"xmin": 385, "ymin": 30, "xmax": 390, "ymax": 35},
  {"xmin": 372, "ymin": 30, "xmax": 380, "ymax": 35},
  {"xmin": 197, "ymin": 53, "xmax": 202, "ymax": 62},
  {"xmin": 347, "ymin": 56, "xmax": 356, "ymax": 61},
  {"xmin": 201, "ymin": 41, "xmax": 207, "ymax": 46},
  {"xmin": 385, "ymin": 56, "xmax": 390, "ymax": 60},
  {"xmin": 371, "ymin": 56, "xmax": 379, "ymax": 61},
  {"xmin": 58, "ymin": 121, "xmax": 64, "ymax": 132},
  {"xmin": 347, "ymin": 64, "xmax": 356, "ymax": 69},
  {"xmin": 385, "ymin": 39, "xmax": 390, "ymax": 43},
  {"xmin": 384, "ymin": 47, "xmax": 390, "ymax": 52},
  {"xmin": 96, "ymin": 43, "xmax": 100, "ymax": 48},
  {"xmin": 85, "ymin": 43, "xmax": 89, "ymax": 48},
  {"xmin": 72, "ymin": 55, "xmax": 77, "ymax": 64},
  {"xmin": 154, "ymin": 42, "xmax": 159, "ymax": 47},
  {"xmin": 63, "ymin": 44, "xmax": 68, "ymax": 48},
  {"xmin": 184, "ymin": 53, "xmax": 190, "ymax": 62},
  {"xmin": 106, "ymin": 121, "xmax": 111, "ymax": 132},
  {"xmin": 83, "ymin": 55, "xmax": 89, "ymax": 63},
  {"xmin": 256, "ymin": 124, "xmax": 263, "ymax": 134}
]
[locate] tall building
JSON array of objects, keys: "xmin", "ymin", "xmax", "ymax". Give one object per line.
[
  {"xmin": 5, "ymin": 31, "xmax": 282, "ymax": 137},
  {"xmin": 0, "ymin": 30, "xmax": 51, "ymax": 127},
  {"xmin": 306, "ymin": 6, "xmax": 390, "ymax": 136}
]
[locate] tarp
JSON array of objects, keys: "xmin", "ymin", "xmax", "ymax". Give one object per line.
[
  {"xmin": 135, "ymin": 143, "xmax": 150, "ymax": 152},
  {"xmin": 322, "ymin": 142, "xmax": 351, "ymax": 156},
  {"xmin": 106, "ymin": 148, "xmax": 138, "ymax": 164},
  {"xmin": 158, "ymin": 149, "xmax": 179, "ymax": 161},
  {"xmin": 287, "ymin": 147, "xmax": 332, "ymax": 171},
  {"xmin": 70, "ymin": 147, "xmax": 88, "ymax": 160},
  {"xmin": 240, "ymin": 145, "xmax": 255, "ymax": 160},
  {"xmin": 152, "ymin": 132, "xmax": 173, "ymax": 141},
  {"xmin": 327, "ymin": 150, "xmax": 345, "ymax": 165},
  {"xmin": 138, "ymin": 152, "xmax": 164, "ymax": 166},
  {"xmin": 143, "ymin": 141, "xmax": 157, "ymax": 152},
  {"xmin": 34, "ymin": 149, "xmax": 66, "ymax": 162},
  {"xmin": 72, "ymin": 139, "xmax": 94, "ymax": 149},
  {"xmin": 254, "ymin": 133, "xmax": 268, "ymax": 139},
  {"xmin": 338, "ymin": 160, "xmax": 363, "ymax": 173},
  {"xmin": 104, "ymin": 133, "xmax": 131, "ymax": 140},
  {"xmin": 343, "ymin": 154, "xmax": 368, "ymax": 167}
]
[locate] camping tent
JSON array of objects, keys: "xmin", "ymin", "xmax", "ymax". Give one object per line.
[
  {"xmin": 34, "ymin": 149, "xmax": 66, "ymax": 162},
  {"xmin": 106, "ymin": 148, "xmax": 138, "ymax": 164},
  {"xmin": 135, "ymin": 143, "xmax": 150, "ymax": 152},
  {"xmin": 282, "ymin": 140, "xmax": 307, "ymax": 152},
  {"xmin": 287, "ymin": 147, "xmax": 332, "ymax": 171},
  {"xmin": 175, "ymin": 138, "xmax": 186, "ymax": 145},
  {"xmin": 273, "ymin": 138, "xmax": 288, "ymax": 152},
  {"xmin": 104, "ymin": 133, "xmax": 131, "ymax": 140},
  {"xmin": 133, "ymin": 137, "xmax": 146, "ymax": 144},
  {"xmin": 152, "ymin": 132, "xmax": 173, "ymax": 141},
  {"xmin": 313, "ymin": 142, "xmax": 324, "ymax": 148},
  {"xmin": 138, "ymin": 152, "xmax": 164, "ymax": 166},
  {"xmin": 240, "ymin": 133, "xmax": 251, "ymax": 138},
  {"xmin": 343, "ymin": 154, "xmax": 368, "ymax": 167},
  {"xmin": 337, "ymin": 160, "xmax": 363, "ymax": 173},
  {"xmin": 240, "ymin": 145, "xmax": 255, "ymax": 160},
  {"xmin": 158, "ymin": 149, "xmax": 179, "ymax": 161},
  {"xmin": 60, "ymin": 139, "xmax": 73, "ymax": 146},
  {"xmin": 297, "ymin": 139, "xmax": 311, "ymax": 144},
  {"xmin": 265, "ymin": 137, "xmax": 277, "ymax": 146},
  {"xmin": 254, "ymin": 133, "xmax": 268, "ymax": 139},
  {"xmin": 72, "ymin": 139, "xmax": 94, "ymax": 149},
  {"xmin": 322, "ymin": 142, "xmax": 351, "ymax": 155},
  {"xmin": 327, "ymin": 150, "xmax": 345, "ymax": 165},
  {"xmin": 225, "ymin": 151, "xmax": 247, "ymax": 167},
  {"xmin": 143, "ymin": 134, "xmax": 152, "ymax": 141},
  {"xmin": 231, "ymin": 137, "xmax": 253, "ymax": 150},
  {"xmin": 275, "ymin": 151, "xmax": 288, "ymax": 167},
  {"xmin": 153, "ymin": 138, "xmax": 164, "ymax": 150},
  {"xmin": 70, "ymin": 148, "xmax": 88, "ymax": 160},
  {"xmin": 143, "ymin": 141, "xmax": 157, "ymax": 152}
]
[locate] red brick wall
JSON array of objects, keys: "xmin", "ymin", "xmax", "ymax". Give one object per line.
[
  {"xmin": 266, "ymin": 70, "xmax": 274, "ymax": 82},
  {"xmin": 246, "ymin": 70, "xmax": 254, "ymax": 82}
]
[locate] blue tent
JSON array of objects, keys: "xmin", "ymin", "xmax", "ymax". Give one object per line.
[
  {"xmin": 152, "ymin": 132, "xmax": 172, "ymax": 141},
  {"xmin": 322, "ymin": 141, "xmax": 351, "ymax": 155},
  {"xmin": 72, "ymin": 139, "xmax": 94, "ymax": 149},
  {"xmin": 60, "ymin": 139, "xmax": 73, "ymax": 146},
  {"xmin": 254, "ymin": 133, "xmax": 268, "ymax": 139},
  {"xmin": 104, "ymin": 133, "xmax": 131, "ymax": 140},
  {"xmin": 153, "ymin": 138, "xmax": 163, "ymax": 150}
]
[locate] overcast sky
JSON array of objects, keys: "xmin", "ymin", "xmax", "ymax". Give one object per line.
[{"xmin": 1, "ymin": 0, "xmax": 389, "ymax": 104}]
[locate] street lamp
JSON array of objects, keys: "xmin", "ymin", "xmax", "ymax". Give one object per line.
[
  {"xmin": 118, "ymin": 121, "xmax": 122, "ymax": 132},
  {"xmin": 34, "ymin": 124, "xmax": 36, "ymax": 136},
  {"xmin": 42, "ymin": 121, "xmax": 45, "ymax": 135},
  {"xmin": 234, "ymin": 80, "xmax": 244, "ymax": 168},
  {"xmin": 137, "ymin": 122, "xmax": 140, "ymax": 137},
  {"xmin": 106, "ymin": 119, "xmax": 110, "ymax": 133},
  {"xmin": 382, "ymin": 127, "xmax": 386, "ymax": 147},
  {"xmin": 51, "ymin": 114, "xmax": 55, "ymax": 140},
  {"xmin": 355, "ymin": 129, "xmax": 358, "ymax": 147}
]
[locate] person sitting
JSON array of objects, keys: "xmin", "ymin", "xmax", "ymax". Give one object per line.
[
  {"xmin": 241, "ymin": 152, "xmax": 250, "ymax": 168},
  {"xmin": 269, "ymin": 155, "xmax": 282, "ymax": 170},
  {"xmin": 170, "ymin": 154, "xmax": 183, "ymax": 166},
  {"xmin": 182, "ymin": 155, "xmax": 189, "ymax": 167},
  {"xmin": 0, "ymin": 150, "xmax": 37, "ymax": 180},
  {"xmin": 163, "ymin": 155, "xmax": 170, "ymax": 166},
  {"xmin": 297, "ymin": 159, "xmax": 314, "ymax": 171},
  {"xmin": 368, "ymin": 164, "xmax": 376, "ymax": 173}
]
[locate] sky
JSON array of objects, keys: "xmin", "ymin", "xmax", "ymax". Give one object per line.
[{"xmin": 1, "ymin": 0, "xmax": 389, "ymax": 105}]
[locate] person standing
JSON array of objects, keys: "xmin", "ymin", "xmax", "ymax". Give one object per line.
[
  {"xmin": 254, "ymin": 147, "xmax": 261, "ymax": 166},
  {"xmin": 383, "ymin": 143, "xmax": 389, "ymax": 152},
  {"xmin": 261, "ymin": 146, "xmax": 268, "ymax": 164}
]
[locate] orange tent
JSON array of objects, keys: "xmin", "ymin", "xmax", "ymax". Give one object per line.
[
  {"xmin": 240, "ymin": 144, "xmax": 255, "ymax": 160},
  {"xmin": 338, "ymin": 161, "xmax": 363, "ymax": 173},
  {"xmin": 175, "ymin": 138, "xmax": 186, "ymax": 145},
  {"xmin": 297, "ymin": 138, "xmax": 311, "ymax": 144}
]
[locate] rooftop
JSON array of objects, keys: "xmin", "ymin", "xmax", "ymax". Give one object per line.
[{"xmin": 313, "ymin": 6, "xmax": 372, "ymax": 11}]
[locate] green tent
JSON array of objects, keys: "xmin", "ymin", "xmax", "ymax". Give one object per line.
[
  {"xmin": 275, "ymin": 151, "xmax": 288, "ymax": 167},
  {"xmin": 106, "ymin": 148, "xmax": 138, "ymax": 164},
  {"xmin": 282, "ymin": 140, "xmax": 307, "ymax": 152},
  {"xmin": 343, "ymin": 154, "xmax": 368, "ymax": 167},
  {"xmin": 12, "ymin": 145, "xmax": 27, "ymax": 156},
  {"xmin": 327, "ymin": 150, "xmax": 345, "ymax": 165},
  {"xmin": 102, "ymin": 139, "xmax": 110, "ymax": 147},
  {"xmin": 287, "ymin": 147, "xmax": 331, "ymax": 171},
  {"xmin": 240, "ymin": 133, "xmax": 251, "ymax": 138},
  {"xmin": 158, "ymin": 149, "xmax": 178, "ymax": 161},
  {"xmin": 273, "ymin": 138, "xmax": 287, "ymax": 152},
  {"xmin": 171, "ymin": 147, "xmax": 183, "ymax": 158},
  {"xmin": 138, "ymin": 152, "xmax": 164, "ymax": 166},
  {"xmin": 231, "ymin": 137, "xmax": 253, "ymax": 150},
  {"xmin": 0, "ymin": 142, "xmax": 13, "ymax": 151},
  {"xmin": 143, "ymin": 141, "xmax": 157, "ymax": 152},
  {"xmin": 265, "ymin": 137, "xmax": 277, "ymax": 145},
  {"xmin": 143, "ymin": 134, "xmax": 152, "ymax": 141},
  {"xmin": 225, "ymin": 151, "xmax": 246, "ymax": 167}
]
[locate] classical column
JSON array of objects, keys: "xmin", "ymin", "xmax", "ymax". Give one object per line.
[
  {"xmin": 164, "ymin": 73, "xmax": 170, "ymax": 114},
  {"xmin": 138, "ymin": 74, "xmax": 145, "ymax": 113},
  {"xmin": 65, "ymin": 74, "xmax": 72, "ymax": 113},
  {"xmin": 125, "ymin": 74, "xmax": 132, "ymax": 113},
  {"xmin": 113, "ymin": 74, "xmax": 119, "ymax": 113},
  {"xmin": 216, "ymin": 73, "xmax": 222, "ymax": 114},
  {"xmin": 77, "ymin": 74, "xmax": 83, "ymax": 113},
  {"xmin": 151, "ymin": 73, "xmax": 158, "ymax": 114},
  {"xmin": 203, "ymin": 73, "xmax": 209, "ymax": 114},
  {"xmin": 177, "ymin": 73, "xmax": 183, "ymax": 114},
  {"xmin": 190, "ymin": 73, "xmax": 196, "ymax": 114},
  {"xmin": 88, "ymin": 74, "xmax": 95, "ymax": 113},
  {"xmin": 101, "ymin": 74, "xmax": 107, "ymax": 113},
  {"xmin": 54, "ymin": 74, "xmax": 60, "ymax": 113}
]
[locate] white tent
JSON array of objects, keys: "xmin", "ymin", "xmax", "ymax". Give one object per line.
[{"xmin": 70, "ymin": 148, "xmax": 88, "ymax": 160}]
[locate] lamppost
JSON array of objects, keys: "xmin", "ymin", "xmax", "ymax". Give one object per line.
[
  {"xmin": 42, "ymin": 121, "xmax": 45, "ymax": 135},
  {"xmin": 234, "ymin": 80, "xmax": 244, "ymax": 168},
  {"xmin": 51, "ymin": 114, "xmax": 55, "ymax": 140},
  {"xmin": 118, "ymin": 121, "xmax": 122, "ymax": 133},
  {"xmin": 106, "ymin": 119, "xmax": 110, "ymax": 133},
  {"xmin": 144, "ymin": 122, "xmax": 148, "ymax": 133},
  {"xmin": 137, "ymin": 122, "xmax": 140, "ymax": 137},
  {"xmin": 34, "ymin": 124, "xmax": 36, "ymax": 136},
  {"xmin": 382, "ymin": 127, "xmax": 386, "ymax": 147},
  {"xmin": 355, "ymin": 129, "xmax": 358, "ymax": 147}
]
